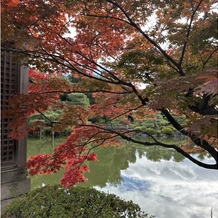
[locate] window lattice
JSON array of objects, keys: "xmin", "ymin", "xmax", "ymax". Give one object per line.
[{"xmin": 1, "ymin": 50, "xmax": 19, "ymax": 165}]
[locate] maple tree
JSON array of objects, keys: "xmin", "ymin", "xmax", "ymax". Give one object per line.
[{"xmin": 2, "ymin": 0, "xmax": 218, "ymax": 187}]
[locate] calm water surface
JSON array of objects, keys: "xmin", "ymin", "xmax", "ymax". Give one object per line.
[{"xmin": 27, "ymin": 137, "xmax": 218, "ymax": 218}]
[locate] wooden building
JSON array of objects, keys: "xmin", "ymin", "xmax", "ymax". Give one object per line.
[{"xmin": 1, "ymin": 47, "xmax": 30, "ymax": 210}]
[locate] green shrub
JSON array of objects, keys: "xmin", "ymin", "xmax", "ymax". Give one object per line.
[
  {"xmin": 143, "ymin": 121, "xmax": 154, "ymax": 128},
  {"xmin": 146, "ymin": 128, "xmax": 156, "ymax": 135},
  {"xmin": 2, "ymin": 185, "xmax": 151, "ymax": 218},
  {"xmin": 66, "ymin": 93, "xmax": 90, "ymax": 108},
  {"xmin": 161, "ymin": 127, "xmax": 173, "ymax": 136},
  {"xmin": 133, "ymin": 126, "xmax": 143, "ymax": 132},
  {"xmin": 131, "ymin": 120, "xmax": 141, "ymax": 127},
  {"xmin": 167, "ymin": 126, "xmax": 176, "ymax": 132},
  {"xmin": 158, "ymin": 120, "xmax": 169, "ymax": 126}
]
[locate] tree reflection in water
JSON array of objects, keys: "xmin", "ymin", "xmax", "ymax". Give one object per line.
[{"xmin": 28, "ymin": 137, "xmax": 210, "ymax": 189}]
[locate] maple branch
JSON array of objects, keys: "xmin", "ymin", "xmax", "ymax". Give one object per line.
[
  {"xmin": 130, "ymin": 83, "xmax": 148, "ymax": 105},
  {"xmin": 189, "ymin": 106, "xmax": 218, "ymax": 116},
  {"xmin": 37, "ymin": 47, "xmax": 122, "ymax": 85},
  {"xmin": 58, "ymin": 17, "xmax": 75, "ymax": 36},
  {"xmin": 32, "ymin": 110, "xmax": 59, "ymax": 127},
  {"xmin": 179, "ymin": 0, "xmax": 204, "ymax": 68},
  {"xmin": 202, "ymin": 47, "xmax": 218, "ymax": 69},
  {"xmin": 111, "ymin": 105, "xmax": 144, "ymax": 121},
  {"xmin": 75, "ymin": 51, "xmax": 147, "ymax": 96},
  {"xmin": 188, "ymin": 94, "xmax": 218, "ymax": 115},
  {"xmin": 160, "ymin": 108, "xmax": 218, "ymax": 163},
  {"xmin": 58, "ymin": 32, "xmax": 118, "ymax": 67},
  {"xmin": 31, "ymin": 45, "xmax": 118, "ymax": 85},
  {"xmin": 83, "ymin": 11, "xmax": 131, "ymax": 26},
  {"xmin": 75, "ymin": 51, "xmax": 121, "ymax": 82},
  {"xmin": 124, "ymin": 137, "xmax": 217, "ymax": 169},
  {"xmin": 95, "ymin": 43, "xmax": 118, "ymax": 61},
  {"xmin": 165, "ymin": 60, "xmax": 180, "ymax": 73},
  {"xmin": 73, "ymin": 127, "xmax": 121, "ymax": 168},
  {"xmin": 81, "ymin": 0, "xmax": 185, "ymax": 76},
  {"xmin": 186, "ymin": 89, "xmax": 218, "ymax": 115},
  {"xmin": 38, "ymin": 89, "xmax": 132, "ymax": 95},
  {"xmin": 18, "ymin": 45, "xmax": 137, "ymax": 96},
  {"xmin": 77, "ymin": 138, "xmax": 112, "ymax": 167},
  {"xmin": 77, "ymin": 131, "xmax": 105, "ymax": 160},
  {"xmin": 89, "ymin": 124, "xmax": 218, "ymax": 169},
  {"xmin": 2, "ymin": 46, "xmax": 119, "ymax": 86},
  {"xmin": 106, "ymin": 0, "xmax": 184, "ymax": 76}
]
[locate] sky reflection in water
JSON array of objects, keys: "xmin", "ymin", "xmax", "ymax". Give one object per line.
[{"xmin": 95, "ymin": 152, "xmax": 218, "ymax": 218}]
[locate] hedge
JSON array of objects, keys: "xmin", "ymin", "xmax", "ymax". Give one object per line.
[{"xmin": 2, "ymin": 185, "xmax": 153, "ymax": 218}]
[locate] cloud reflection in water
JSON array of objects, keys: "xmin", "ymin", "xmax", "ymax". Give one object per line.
[{"xmin": 95, "ymin": 152, "xmax": 218, "ymax": 218}]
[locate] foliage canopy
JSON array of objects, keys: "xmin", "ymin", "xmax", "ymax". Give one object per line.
[{"xmin": 2, "ymin": 0, "xmax": 218, "ymax": 186}]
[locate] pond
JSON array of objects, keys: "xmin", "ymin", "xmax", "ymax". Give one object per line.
[{"xmin": 27, "ymin": 137, "xmax": 218, "ymax": 218}]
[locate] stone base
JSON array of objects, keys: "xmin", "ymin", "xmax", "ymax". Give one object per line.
[{"xmin": 1, "ymin": 178, "xmax": 31, "ymax": 212}]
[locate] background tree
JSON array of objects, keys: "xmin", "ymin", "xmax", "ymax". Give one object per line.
[
  {"xmin": 2, "ymin": 0, "xmax": 218, "ymax": 187},
  {"xmin": 60, "ymin": 75, "xmax": 95, "ymax": 104},
  {"xmin": 66, "ymin": 93, "xmax": 90, "ymax": 108}
]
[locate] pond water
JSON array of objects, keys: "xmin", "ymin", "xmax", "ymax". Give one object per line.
[{"xmin": 27, "ymin": 137, "xmax": 218, "ymax": 218}]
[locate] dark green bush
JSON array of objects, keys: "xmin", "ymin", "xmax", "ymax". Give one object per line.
[{"xmin": 2, "ymin": 185, "xmax": 152, "ymax": 218}]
